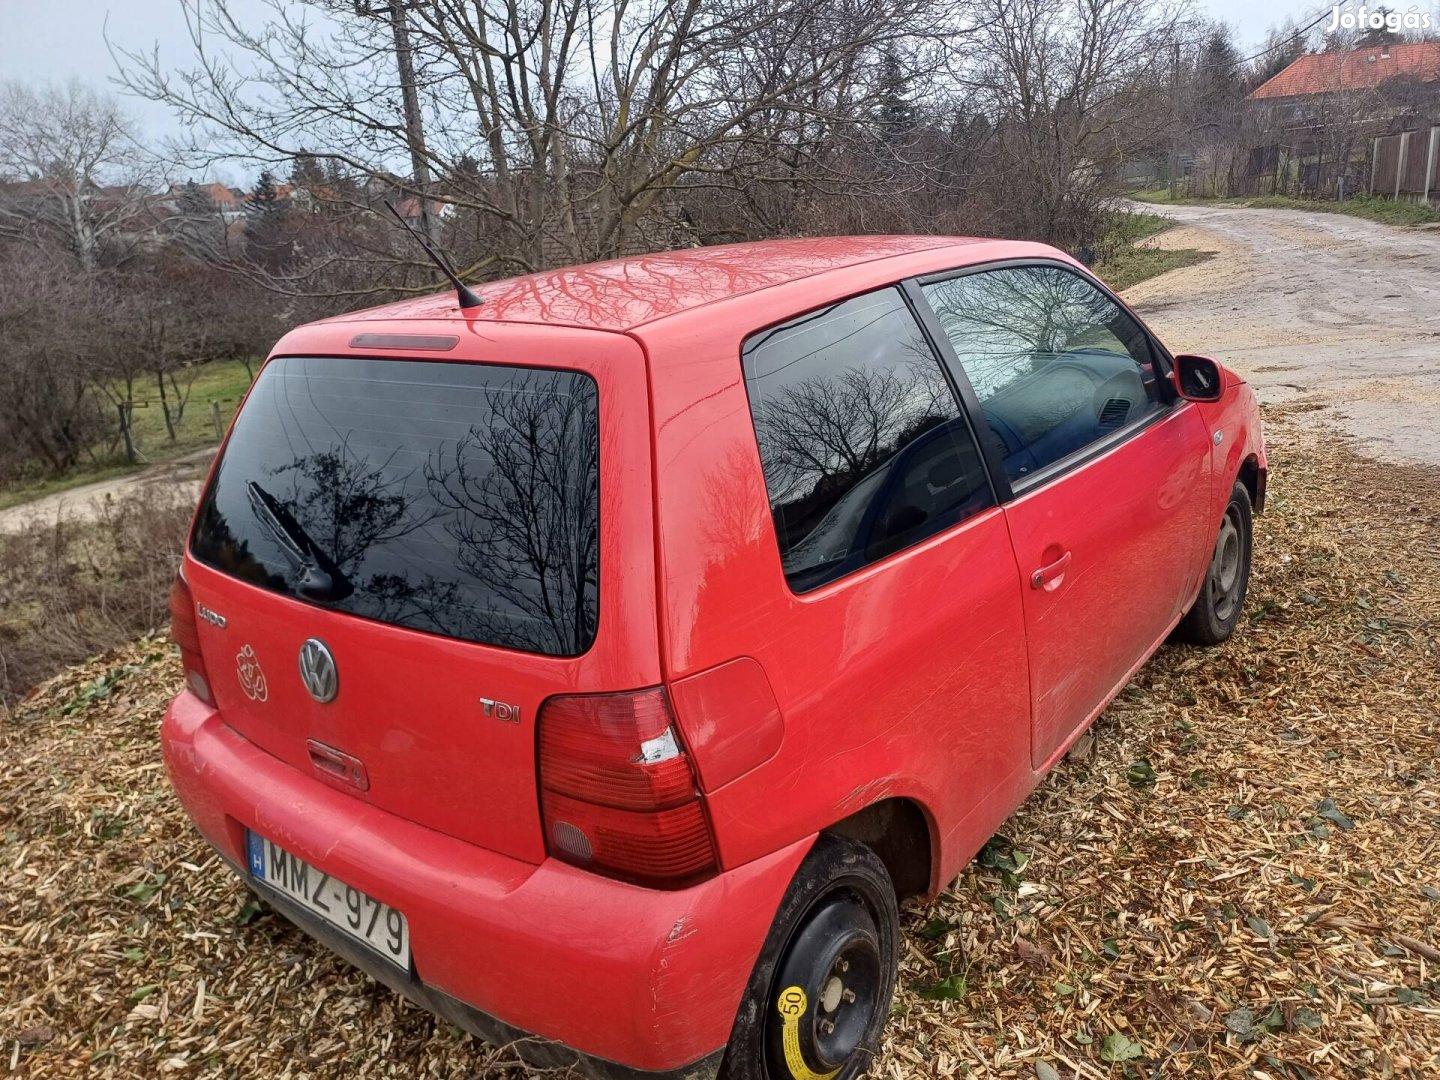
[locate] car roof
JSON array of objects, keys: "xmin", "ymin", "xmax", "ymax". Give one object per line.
[{"xmin": 309, "ymin": 235, "xmax": 1043, "ymax": 335}]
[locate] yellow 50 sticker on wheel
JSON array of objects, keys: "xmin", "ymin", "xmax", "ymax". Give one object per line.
[{"xmin": 775, "ymin": 986, "xmax": 839, "ymax": 1080}]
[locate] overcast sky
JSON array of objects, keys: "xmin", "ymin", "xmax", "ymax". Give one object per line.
[
  {"xmin": 9, "ymin": 0, "xmax": 191, "ymax": 134},
  {"xmin": 6, "ymin": 0, "xmax": 1331, "ymax": 179}
]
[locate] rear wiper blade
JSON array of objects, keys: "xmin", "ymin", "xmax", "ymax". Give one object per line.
[{"xmin": 245, "ymin": 481, "xmax": 354, "ymax": 602}]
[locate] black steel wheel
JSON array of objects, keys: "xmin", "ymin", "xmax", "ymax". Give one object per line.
[
  {"xmin": 1175, "ymin": 480, "xmax": 1253, "ymax": 646},
  {"xmin": 722, "ymin": 835, "xmax": 899, "ymax": 1080}
]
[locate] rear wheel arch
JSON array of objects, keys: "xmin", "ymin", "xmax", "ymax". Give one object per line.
[{"xmin": 822, "ymin": 797, "xmax": 935, "ymax": 901}]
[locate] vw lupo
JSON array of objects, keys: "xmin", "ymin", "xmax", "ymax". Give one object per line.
[{"xmin": 164, "ymin": 236, "xmax": 1265, "ymax": 1080}]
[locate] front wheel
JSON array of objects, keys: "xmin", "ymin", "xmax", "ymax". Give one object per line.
[
  {"xmin": 1175, "ymin": 480, "xmax": 1253, "ymax": 646},
  {"xmin": 722, "ymin": 835, "xmax": 899, "ymax": 1080}
]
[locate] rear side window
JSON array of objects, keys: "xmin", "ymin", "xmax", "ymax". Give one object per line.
[
  {"xmin": 742, "ymin": 288, "xmax": 994, "ymax": 592},
  {"xmin": 191, "ymin": 356, "xmax": 599, "ymax": 657}
]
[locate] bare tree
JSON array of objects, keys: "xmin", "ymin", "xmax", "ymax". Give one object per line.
[
  {"xmin": 0, "ymin": 82, "xmax": 157, "ymax": 271},
  {"xmin": 1249, "ymin": 16, "xmax": 1317, "ymax": 88},
  {"xmin": 0, "ymin": 250, "xmax": 107, "ymax": 477},
  {"xmin": 1169, "ymin": 26, "xmax": 1250, "ymax": 196},
  {"xmin": 956, "ymin": 0, "xmax": 1198, "ymax": 247},
  {"xmin": 116, "ymin": 0, "xmax": 954, "ymax": 297},
  {"xmin": 92, "ymin": 254, "xmax": 277, "ymax": 454}
]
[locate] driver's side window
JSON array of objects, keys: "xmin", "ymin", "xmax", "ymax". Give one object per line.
[{"xmin": 920, "ymin": 266, "xmax": 1165, "ymax": 484}]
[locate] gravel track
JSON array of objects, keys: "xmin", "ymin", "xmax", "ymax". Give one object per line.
[{"xmin": 1120, "ymin": 202, "xmax": 1440, "ymax": 466}]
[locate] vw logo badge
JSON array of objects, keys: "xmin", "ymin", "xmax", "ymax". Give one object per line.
[{"xmin": 297, "ymin": 638, "xmax": 339, "ymax": 703}]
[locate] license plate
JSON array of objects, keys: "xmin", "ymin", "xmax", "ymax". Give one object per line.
[{"xmin": 246, "ymin": 831, "xmax": 411, "ymax": 970}]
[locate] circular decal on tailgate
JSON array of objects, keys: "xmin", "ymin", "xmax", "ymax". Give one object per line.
[{"xmin": 236, "ymin": 644, "xmax": 269, "ymax": 702}]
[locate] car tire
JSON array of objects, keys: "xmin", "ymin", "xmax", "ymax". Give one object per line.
[
  {"xmin": 1175, "ymin": 480, "xmax": 1253, "ymax": 646},
  {"xmin": 721, "ymin": 834, "xmax": 900, "ymax": 1080}
]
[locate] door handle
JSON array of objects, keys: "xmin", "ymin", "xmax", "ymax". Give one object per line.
[
  {"xmin": 1030, "ymin": 551, "xmax": 1072, "ymax": 591},
  {"xmin": 307, "ymin": 739, "xmax": 370, "ymax": 791}
]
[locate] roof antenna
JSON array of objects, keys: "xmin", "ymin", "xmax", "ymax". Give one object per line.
[{"xmin": 383, "ymin": 200, "xmax": 483, "ymax": 311}]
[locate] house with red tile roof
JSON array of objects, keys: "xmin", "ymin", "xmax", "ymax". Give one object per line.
[
  {"xmin": 392, "ymin": 195, "xmax": 451, "ymax": 224},
  {"xmin": 196, "ymin": 182, "xmax": 244, "ymax": 209},
  {"xmin": 163, "ymin": 182, "xmax": 248, "ymax": 222},
  {"xmin": 1249, "ymin": 41, "xmax": 1440, "ymax": 102},
  {"xmin": 1241, "ymin": 41, "xmax": 1440, "ymax": 200}
]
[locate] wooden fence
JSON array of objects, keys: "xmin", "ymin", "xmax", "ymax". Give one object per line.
[{"xmin": 1371, "ymin": 127, "xmax": 1440, "ymax": 202}]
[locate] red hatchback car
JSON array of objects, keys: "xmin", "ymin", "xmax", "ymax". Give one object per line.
[{"xmin": 164, "ymin": 236, "xmax": 1265, "ymax": 1080}]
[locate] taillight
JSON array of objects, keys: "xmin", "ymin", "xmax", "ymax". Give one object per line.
[
  {"xmin": 168, "ymin": 572, "xmax": 212, "ymax": 704},
  {"xmin": 538, "ymin": 688, "xmax": 718, "ymax": 889}
]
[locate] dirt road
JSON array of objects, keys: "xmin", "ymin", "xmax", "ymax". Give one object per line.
[
  {"xmin": 0, "ymin": 455, "xmax": 209, "ymax": 536},
  {"xmin": 1121, "ymin": 201, "xmax": 1440, "ymax": 466}
]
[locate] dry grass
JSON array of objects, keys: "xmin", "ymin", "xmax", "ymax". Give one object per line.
[
  {"xmin": 3, "ymin": 411, "xmax": 1438, "ymax": 1078},
  {"xmin": 0, "ymin": 486, "xmax": 195, "ymax": 707}
]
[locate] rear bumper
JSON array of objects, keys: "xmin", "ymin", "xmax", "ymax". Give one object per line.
[{"xmin": 162, "ymin": 691, "xmax": 812, "ymax": 1079}]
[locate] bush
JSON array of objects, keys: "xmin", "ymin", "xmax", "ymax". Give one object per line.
[
  {"xmin": 0, "ymin": 251, "xmax": 111, "ymax": 481},
  {"xmin": 0, "ymin": 486, "xmax": 194, "ymax": 705}
]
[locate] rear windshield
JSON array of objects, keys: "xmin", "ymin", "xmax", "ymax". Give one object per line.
[{"xmin": 190, "ymin": 356, "xmax": 599, "ymax": 657}]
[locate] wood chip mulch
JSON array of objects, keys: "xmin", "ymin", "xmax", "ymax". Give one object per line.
[{"xmin": 3, "ymin": 408, "xmax": 1438, "ymax": 1078}]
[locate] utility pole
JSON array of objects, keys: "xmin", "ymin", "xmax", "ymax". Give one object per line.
[
  {"xmin": 356, "ymin": 0, "xmax": 435, "ymax": 243},
  {"xmin": 1169, "ymin": 41, "xmax": 1182, "ymax": 199}
]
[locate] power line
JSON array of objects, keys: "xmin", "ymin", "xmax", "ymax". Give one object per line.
[{"xmin": 1229, "ymin": 10, "xmax": 1333, "ymax": 71}]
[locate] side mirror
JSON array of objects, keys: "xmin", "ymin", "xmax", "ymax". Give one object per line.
[{"xmin": 1172, "ymin": 354, "xmax": 1224, "ymax": 403}]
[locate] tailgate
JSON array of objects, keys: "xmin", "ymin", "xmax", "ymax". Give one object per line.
[{"xmin": 182, "ymin": 331, "xmax": 658, "ymax": 863}]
